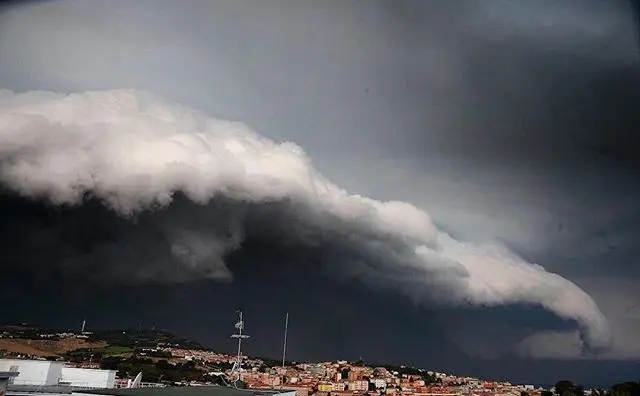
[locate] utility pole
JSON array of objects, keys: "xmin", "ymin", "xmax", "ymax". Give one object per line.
[
  {"xmin": 280, "ymin": 312, "xmax": 289, "ymax": 390},
  {"xmin": 282, "ymin": 312, "xmax": 289, "ymax": 368}
]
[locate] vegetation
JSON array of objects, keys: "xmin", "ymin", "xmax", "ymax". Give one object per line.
[
  {"xmin": 370, "ymin": 362, "xmax": 423, "ymax": 376},
  {"xmin": 63, "ymin": 345, "xmax": 132, "ymax": 362},
  {"xmin": 256, "ymin": 356, "xmax": 292, "ymax": 368},
  {"xmin": 86, "ymin": 329, "xmax": 205, "ymax": 350},
  {"xmin": 423, "ymin": 373, "xmax": 440, "ymax": 385},
  {"xmin": 555, "ymin": 380, "xmax": 585, "ymax": 396},
  {"xmin": 102, "ymin": 345, "xmax": 134, "ymax": 356},
  {"xmin": 552, "ymin": 380, "xmax": 640, "ymax": 396},
  {"xmin": 100, "ymin": 356, "xmax": 208, "ymax": 383}
]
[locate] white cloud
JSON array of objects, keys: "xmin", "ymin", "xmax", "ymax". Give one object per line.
[
  {"xmin": 516, "ymin": 277, "xmax": 640, "ymax": 360},
  {"xmin": 0, "ymin": 88, "xmax": 612, "ymax": 354}
]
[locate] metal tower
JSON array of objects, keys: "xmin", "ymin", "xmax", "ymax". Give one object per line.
[{"xmin": 230, "ymin": 310, "xmax": 250, "ymax": 381}]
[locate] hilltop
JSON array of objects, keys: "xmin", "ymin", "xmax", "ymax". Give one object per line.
[{"xmin": 0, "ymin": 323, "xmax": 206, "ymax": 360}]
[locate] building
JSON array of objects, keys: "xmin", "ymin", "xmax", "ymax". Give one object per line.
[
  {"xmin": 0, "ymin": 359, "xmax": 62, "ymax": 386},
  {"xmin": 348, "ymin": 380, "xmax": 369, "ymax": 392},
  {"xmin": 60, "ymin": 367, "xmax": 117, "ymax": 389},
  {"xmin": 372, "ymin": 378, "xmax": 387, "ymax": 389},
  {"xmin": 0, "ymin": 359, "xmax": 117, "ymax": 389},
  {"xmin": 0, "ymin": 371, "xmax": 19, "ymax": 396},
  {"xmin": 78, "ymin": 386, "xmax": 298, "ymax": 396},
  {"xmin": 308, "ymin": 365, "xmax": 325, "ymax": 377},
  {"xmin": 332, "ymin": 382, "xmax": 347, "ymax": 392}
]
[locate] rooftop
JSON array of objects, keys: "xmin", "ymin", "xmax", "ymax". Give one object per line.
[{"xmin": 83, "ymin": 386, "xmax": 293, "ymax": 396}]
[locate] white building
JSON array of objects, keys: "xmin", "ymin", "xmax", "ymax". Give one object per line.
[
  {"xmin": 348, "ymin": 380, "xmax": 369, "ymax": 392},
  {"xmin": 372, "ymin": 378, "xmax": 387, "ymax": 389},
  {"xmin": 60, "ymin": 367, "xmax": 117, "ymax": 389},
  {"xmin": 0, "ymin": 359, "xmax": 117, "ymax": 389},
  {"xmin": 0, "ymin": 359, "xmax": 62, "ymax": 386}
]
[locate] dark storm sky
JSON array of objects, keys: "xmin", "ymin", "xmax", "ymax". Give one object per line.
[{"xmin": 0, "ymin": 0, "xmax": 639, "ymax": 386}]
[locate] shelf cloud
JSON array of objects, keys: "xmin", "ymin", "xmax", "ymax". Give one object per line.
[{"xmin": 0, "ymin": 88, "xmax": 612, "ymax": 354}]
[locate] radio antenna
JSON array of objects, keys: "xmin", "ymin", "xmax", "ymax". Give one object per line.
[{"xmin": 230, "ymin": 310, "xmax": 250, "ymax": 382}]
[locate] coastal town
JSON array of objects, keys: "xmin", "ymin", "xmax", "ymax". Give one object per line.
[
  {"xmin": 1, "ymin": 320, "xmax": 637, "ymax": 396},
  {"xmin": 0, "ymin": 323, "xmax": 559, "ymax": 396},
  {"xmin": 170, "ymin": 347, "xmax": 542, "ymax": 396}
]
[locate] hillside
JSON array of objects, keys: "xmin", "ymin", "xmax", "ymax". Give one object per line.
[
  {"xmin": 0, "ymin": 338, "xmax": 107, "ymax": 357},
  {"xmin": 0, "ymin": 323, "xmax": 206, "ymax": 360}
]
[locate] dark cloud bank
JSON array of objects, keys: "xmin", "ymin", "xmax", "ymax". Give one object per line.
[{"xmin": 0, "ymin": 0, "xmax": 639, "ymax": 386}]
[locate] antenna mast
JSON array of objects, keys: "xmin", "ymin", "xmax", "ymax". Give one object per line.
[
  {"xmin": 281, "ymin": 312, "xmax": 289, "ymax": 368},
  {"xmin": 81, "ymin": 318, "xmax": 86, "ymax": 333},
  {"xmin": 230, "ymin": 310, "xmax": 250, "ymax": 381}
]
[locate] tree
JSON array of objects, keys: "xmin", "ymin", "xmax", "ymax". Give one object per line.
[
  {"xmin": 521, "ymin": 392, "xmax": 529, "ymax": 396},
  {"xmin": 210, "ymin": 375, "xmax": 226, "ymax": 386},
  {"xmin": 555, "ymin": 381, "xmax": 575, "ymax": 396},
  {"xmin": 423, "ymin": 374, "xmax": 440, "ymax": 385},
  {"xmin": 542, "ymin": 391, "xmax": 554, "ymax": 396},
  {"xmin": 156, "ymin": 359, "xmax": 170, "ymax": 369},
  {"xmin": 611, "ymin": 381, "xmax": 640, "ymax": 396}
]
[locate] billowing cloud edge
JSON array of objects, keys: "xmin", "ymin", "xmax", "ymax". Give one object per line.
[{"xmin": 0, "ymin": 88, "xmax": 612, "ymax": 354}]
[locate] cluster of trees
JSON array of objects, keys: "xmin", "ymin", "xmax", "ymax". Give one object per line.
[
  {"xmin": 100, "ymin": 356, "xmax": 208, "ymax": 383},
  {"xmin": 596, "ymin": 381, "xmax": 640, "ymax": 396},
  {"xmin": 65, "ymin": 347, "xmax": 101, "ymax": 363},
  {"xmin": 372, "ymin": 363, "xmax": 424, "ymax": 376},
  {"xmin": 257, "ymin": 357, "xmax": 292, "ymax": 368},
  {"xmin": 423, "ymin": 373, "xmax": 441, "ymax": 385},
  {"xmin": 534, "ymin": 380, "xmax": 640, "ymax": 396},
  {"xmin": 539, "ymin": 380, "xmax": 586, "ymax": 396}
]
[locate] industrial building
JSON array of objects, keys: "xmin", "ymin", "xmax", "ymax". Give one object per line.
[{"xmin": 0, "ymin": 359, "xmax": 116, "ymax": 389}]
